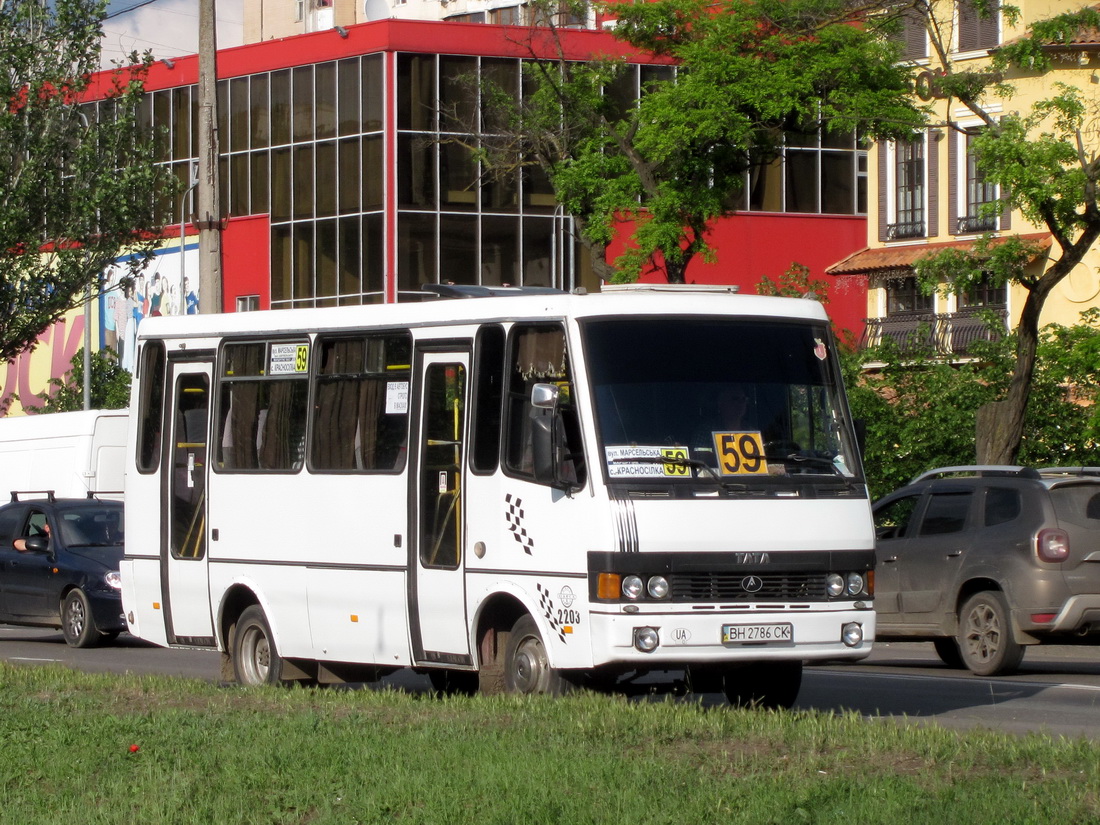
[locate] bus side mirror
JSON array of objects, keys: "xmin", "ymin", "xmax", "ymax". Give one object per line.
[{"xmin": 530, "ymin": 383, "xmax": 564, "ymax": 487}]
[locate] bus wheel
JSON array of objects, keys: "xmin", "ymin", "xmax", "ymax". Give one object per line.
[
  {"xmin": 61, "ymin": 589, "xmax": 100, "ymax": 648},
  {"xmin": 233, "ymin": 605, "xmax": 284, "ymax": 686},
  {"xmin": 503, "ymin": 615, "xmax": 571, "ymax": 696},
  {"xmin": 722, "ymin": 660, "xmax": 802, "ymax": 710}
]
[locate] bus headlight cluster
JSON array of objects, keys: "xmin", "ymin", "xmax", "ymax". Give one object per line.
[
  {"xmin": 825, "ymin": 572, "xmax": 870, "ymax": 599},
  {"xmin": 620, "ymin": 574, "xmax": 670, "ymax": 601}
]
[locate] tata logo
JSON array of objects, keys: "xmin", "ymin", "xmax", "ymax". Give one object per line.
[
  {"xmin": 733, "ymin": 552, "xmax": 770, "ymax": 564},
  {"xmin": 741, "ymin": 576, "xmax": 764, "ymax": 593}
]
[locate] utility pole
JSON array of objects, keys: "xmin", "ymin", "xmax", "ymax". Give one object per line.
[{"xmin": 196, "ymin": 0, "xmax": 223, "ymax": 314}]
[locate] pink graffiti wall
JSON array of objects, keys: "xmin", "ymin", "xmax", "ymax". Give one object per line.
[{"xmin": 1, "ymin": 307, "xmax": 91, "ymax": 416}]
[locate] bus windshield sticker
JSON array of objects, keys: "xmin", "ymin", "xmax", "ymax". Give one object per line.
[
  {"xmin": 269, "ymin": 342, "xmax": 310, "ymax": 375},
  {"xmin": 386, "ymin": 381, "xmax": 409, "ymax": 415},
  {"xmin": 711, "ymin": 431, "xmax": 768, "ymax": 475},
  {"xmin": 605, "ymin": 446, "xmax": 693, "ymax": 478}
]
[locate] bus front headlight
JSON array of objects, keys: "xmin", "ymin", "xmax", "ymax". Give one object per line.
[
  {"xmin": 647, "ymin": 575, "xmax": 670, "ymax": 600},
  {"xmin": 622, "ymin": 575, "xmax": 644, "ymax": 600},
  {"xmin": 846, "ymin": 573, "xmax": 865, "ymax": 597}
]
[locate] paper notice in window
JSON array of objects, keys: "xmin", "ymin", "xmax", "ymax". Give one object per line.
[{"xmin": 386, "ymin": 381, "xmax": 409, "ymax": 415}]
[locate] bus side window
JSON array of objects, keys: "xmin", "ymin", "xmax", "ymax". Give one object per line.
[
  {"xmin": 471, "ymin": 325, "xmax": 505, "ymax": 474},
  {"xmin": 311, "ymin": 333, "xmax": 411, "ymax": 473},
  {"xmin": 216, "ymin": 342, "xmax": 308, "ymax": 473},
  {"xmin": 503, "ymin": 324, "xmax": 585, "ymax": 487},
  {"xmin": 136, "ymin": 341, "xmax": 167, "ymax": 474}
]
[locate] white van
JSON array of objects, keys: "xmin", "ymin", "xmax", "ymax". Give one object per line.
[{"xmin": 0, "ymin": 410, "xmax": 127, "ymax": 501}]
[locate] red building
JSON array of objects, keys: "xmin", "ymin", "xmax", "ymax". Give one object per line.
[{"xmin": 3, "ymin": 18, "xmax": 871, "ymax": 413}]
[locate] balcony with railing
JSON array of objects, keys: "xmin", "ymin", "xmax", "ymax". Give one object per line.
[{"xmin": 861, "ymin": 306, "xmax": 1006, "ymax": 358}]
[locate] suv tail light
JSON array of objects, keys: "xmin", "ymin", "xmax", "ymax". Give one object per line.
[{"xmin": 1037, "ymin": 528, "xmax": 1070, "ymax": 562}]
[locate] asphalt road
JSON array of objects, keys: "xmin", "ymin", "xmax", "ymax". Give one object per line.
[{"xmin": 4, "ymin": 625, "xmax": 1100, "ymax": 740}]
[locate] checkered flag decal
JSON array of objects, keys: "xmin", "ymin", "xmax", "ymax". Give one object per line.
[
  {"xmin": 505, "ymin": 494, "xmax": 534, "ymax": 555},
  {"xmin": 537, "ymin": 583, "xmax": 567, "ymax": 642}
]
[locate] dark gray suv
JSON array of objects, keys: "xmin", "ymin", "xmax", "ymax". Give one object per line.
[{"xmin": 872, "ymin": 466, "xmax": 1100, "ymax": 676}]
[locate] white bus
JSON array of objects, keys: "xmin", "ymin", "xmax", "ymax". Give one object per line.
[{"xmin": 120, "ymin": 284, "xmax": 875, "ymax": 707}]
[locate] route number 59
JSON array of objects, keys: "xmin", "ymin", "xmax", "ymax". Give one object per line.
[{"xmin": 713, "ymin": 431, "xmax": 767, "ymax": 475}]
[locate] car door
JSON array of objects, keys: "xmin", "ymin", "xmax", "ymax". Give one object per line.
[
  {"xmin": 896, "ymin": 488, "xmax": 975, "ymax": 625},
  {"xmin": 4, "ymin": 508, "xmax": 57, "ymax": 619},
  {"xmin": 0, "ymin": 505, "xmax": 26, "ymax": 619},
  {"xmin": 873, "ymin": 492, "xmax": 924, "ymax": 621}
]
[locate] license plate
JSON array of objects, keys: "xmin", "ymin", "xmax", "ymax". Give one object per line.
[{"xmin": 722, "ymin": 623, "xmax": 794, "ymax": 643}]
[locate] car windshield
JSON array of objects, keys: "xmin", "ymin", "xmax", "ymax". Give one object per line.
[
  {"xmin": 582, "ymin": 316, "xmax": 863, "ymax": 486},
  {"xmin": 57, "ymin": 506, "xmax": 125, "ymax": 548}
]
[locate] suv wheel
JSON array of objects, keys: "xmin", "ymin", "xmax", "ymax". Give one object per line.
[
  {"xmin": 957, "ymin": 591, "xmax": 1024, "ymax": 676},
  {"xmin": 932, "ymin": 637, "xmax": 964, "ymax": 669}
]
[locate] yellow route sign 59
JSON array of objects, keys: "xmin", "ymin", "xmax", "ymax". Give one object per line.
[{"xmin": 712, "ymin": 431, "xmax": 768, "ymax": 475}]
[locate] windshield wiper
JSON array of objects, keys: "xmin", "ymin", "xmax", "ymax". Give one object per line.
[{"xmin": 779, "ymin": 454, "xmax": 856, "ymax": 484}]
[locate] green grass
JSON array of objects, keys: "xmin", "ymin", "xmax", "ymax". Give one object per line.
[{"xmin": 1, "ymin": 662, "xmax": 1098, "ymax": 825}]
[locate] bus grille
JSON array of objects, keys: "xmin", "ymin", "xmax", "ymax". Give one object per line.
[{"xmin": 671, "ymin": 573, "xmax": 826, "ymax": 601}]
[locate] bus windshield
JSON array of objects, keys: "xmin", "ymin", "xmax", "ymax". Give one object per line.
[{"xmin": 582, "ymin": 316, "xmax": 862, "ymax": 485}]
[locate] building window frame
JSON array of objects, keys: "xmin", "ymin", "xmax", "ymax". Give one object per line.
[
  {"xmin": 956, "ymin": 127, "xmax": 998, "ymax": 234},
  {"xmin": 885, "ymin": 275, "xmax": 934, "ymax": 316},
  {"xmin": 886, "ymin": 136, "xmax": 926, "ymax": 240}
]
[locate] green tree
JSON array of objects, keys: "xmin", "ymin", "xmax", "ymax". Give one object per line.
[
  {"xmin": 912, "ymin": 3, "xmax": 1100, "ymax": 464},
  {"xmin": 22, "ymin": 347, "xmax": 131, "ymax": 413},
  {"xmin": 0, "ymin": 0, "xmax": 171, "ymax": 365},
  {"xmin": 484, "ymin": 0, "xmax": 927, "ymax": 283},
  {"xmin": 846, "ymin": 311, "xmax": 1100, "ymax": 499}
]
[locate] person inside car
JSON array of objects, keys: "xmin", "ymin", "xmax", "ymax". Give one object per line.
[{"xmin": 13, "ymin": 516, "xmax": 50, "ymax": 553}]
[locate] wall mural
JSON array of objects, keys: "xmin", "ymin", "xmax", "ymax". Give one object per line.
[{"xmin": 0, "ymin": 240, "xmax": 199, "ymax": 416}]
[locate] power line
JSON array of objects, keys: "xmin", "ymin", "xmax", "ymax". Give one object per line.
[{"xmin": 105, "ymin": 0, "xmax": 163, "ymax": 21}]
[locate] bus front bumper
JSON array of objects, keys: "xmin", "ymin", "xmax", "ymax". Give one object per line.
[{"xmin": 587, "ymin": 604, "xmax": 875, "ymax": 667}]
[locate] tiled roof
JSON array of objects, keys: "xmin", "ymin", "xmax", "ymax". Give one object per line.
[{"xmin": 825, "ymin": 233, "xmax": 1053, "ymax": 276}]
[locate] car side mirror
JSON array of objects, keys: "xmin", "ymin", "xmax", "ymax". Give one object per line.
[{"xmin": 23, "ymin": 536, "xmax": 50, "ymax": 554}]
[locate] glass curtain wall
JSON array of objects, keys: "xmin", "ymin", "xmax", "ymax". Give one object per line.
[
  {"xmin": 134, "ymin": 48, "xmax": 868, "ymax": 309},
  {"xmin": 396, "ymin": 53, "xmax": 587, "ymax": 299},
  {"xmin": 141, "ymin": 55, "xmax": 387, "ymax": 309}
]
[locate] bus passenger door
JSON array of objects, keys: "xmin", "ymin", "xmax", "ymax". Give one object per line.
[
  {"xmin": 162, "ymin": 360, "xmax": 215, "ymax": 646},
  {"xmin": 411, "ymin": 350, "xmax": 471, "ymax": 665}
]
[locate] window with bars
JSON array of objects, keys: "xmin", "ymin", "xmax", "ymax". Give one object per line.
[
  {"xmin": 889, "ymin": 139, "xmax": 925, "ymax": 240},
  {"xmin": 958, "ymin": 129, "xmax": 997, "ymax": 233},
  {"xmin": 960, "ymin": 275, "xmax": 1005, "ymax": 308},
  {"xmin": 886, "ymin": 277, "xmax": 933, "ymax": 315}
]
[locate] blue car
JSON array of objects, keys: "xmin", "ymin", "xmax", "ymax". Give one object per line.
[{"xmin": 0, "ymin": 492, "xmax": 125, "ymax": 647}]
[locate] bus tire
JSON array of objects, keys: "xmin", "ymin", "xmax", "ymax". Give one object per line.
[
  {"xmin": 722, "ymin": 660, "xmax": 802, "ymax": 710},
  {"xmin": 61, "ymin": 589, "xmax": 100, "ymax": 648},
  {"xmin": 232, "ymin": 605, "xmax": 284, "ymax": 686},
  {"xmin": 503, "ymin": 615, "xmax": 572, "ymax": 696}
]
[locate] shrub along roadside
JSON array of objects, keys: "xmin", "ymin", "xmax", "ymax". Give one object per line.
[{"xmin": 1, "ymin": 662, "xmax": 1098, "ymax": 825}]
